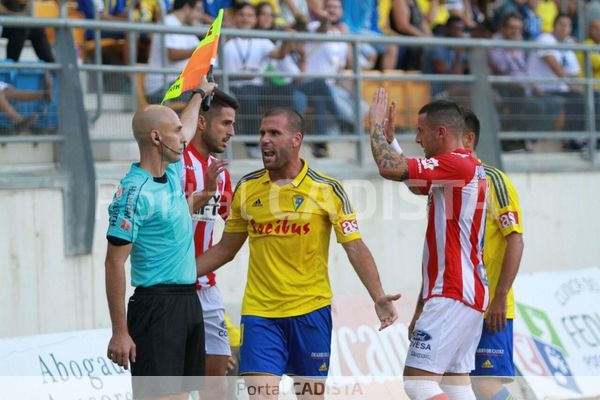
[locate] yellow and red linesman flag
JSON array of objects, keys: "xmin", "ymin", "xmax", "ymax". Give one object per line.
[{"xmin": 162, "ymin": 8, "xmax": 223, "ymax": 103}]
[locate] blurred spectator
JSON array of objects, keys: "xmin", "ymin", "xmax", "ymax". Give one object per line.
[
  {"xmin": 134, "ymin": 0, "xmax": 171, "ymax": 62},
  {"xmin": 272, "ymin": 21, "xmax": 343, "ymax": 157},
  {"xmin": 77, "ymin": 0, "xmax": 128, "ymax": 39},
  {"xmin": 144, "ymin": 0, "xmax": 205, "ymax": 104},
  {"xmin": 0, "ymin": 0, "xmax": 55, "ymax": 62},
  {"xmin": 416, "ymin": 0, "xmax": 450, "ymax": 34},
  {"xmin": 385, "ymin": 0, "xmax": 433, "ymax": 69},
  {"xmin": 77, "ymin": 0, "xmax": 166, "ymax": 63},
  {"xmin": 446, "ymin": 0, "xmax": 477, "ymax": 30},
  {"xmin": 202, "ymin": 0, "xmax": 235, "ymax": 27},
  {"xmin": 305, "ymin": 0, "xmax": 367, "ymax": 131},
  {"xmin": 222, "ymin": 1, "xmax": 304, "ymax": 158},
  {"xmin": 472, "ymin": 17, "xmax": 495, "ymax": 38},
  {"xmin": 487, "ymin": 12, "xmax": 563, "ymax": 150},
  {"xmin": 77, "ymin": 0, "xmax": 134, "ymax": 63},
  {"xmin": 493, "ymin": 0, "xmax": 542, "ymax": 40},
  {"xmin": 341, "ymin": 0, "xmax": 398, "ymax": 70},
  {"xmin": 247, "ymin": 0, "xmax": 287, "ymax": 28},
  {"xmin": 0, "ymin": 75, "xmax": 52, "ymax": 135},
  {"xmin": 421, "ymin": 15, "xmax": 470, "ymax": 97},
  {"xmin": 470, "ymin": 0, "xmax": 490, "ymax": 25},
  {"xmin": 559, "ymin": 0, "xmax": 583, "ymax": 40},
  {"xmin": 416, "ymin": 0, "xmax": 481, "ymax": 34},
  {"xmin": 307, "ymin": 0, "xmax": 328, "ymax": 21},
  {"xmin": 527, "ymin": 12, "xmax": 585, "ymax": 144},
  {"xmin": 577, "ymin": 17, "xmax": 600, "ymax": 129},
  {"xmin": 535, "ymin": 0, "xmax": 558, "ymax": 32},
  {"xmin": 255, "ymin": 1, "xmax": 278, "ymax": 31},
  {"xmin": 280, "ymin": 0, "xmax": 310, "ymax": 26}
]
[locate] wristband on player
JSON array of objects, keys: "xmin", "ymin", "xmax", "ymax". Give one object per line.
[{"xmin": 389, "ymin": 138, "xmax": 403, "ymax": 154}]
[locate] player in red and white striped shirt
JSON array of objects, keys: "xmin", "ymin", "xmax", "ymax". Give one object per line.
[
  {"xmin": 181, "ymin": 90, "xmax": 239, "ymax": 400},
  {"xmin": 369, "ymin": 88, "xmax": 488, "ymax": 400}
]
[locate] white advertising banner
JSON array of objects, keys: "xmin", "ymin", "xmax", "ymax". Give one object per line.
[
  {"xmin": 0, "ymin": 328, "xmax": 132, "ymax": 399},
  {"xmin": 513, "ymin": 266, "xmax": 600, "ymax": 399},
  {"xmin": 0, "ymin": 296, "xmax": 418, "ymax": 400},
  {"xmin": 3, "ymin": 267, "xmax": 599, "ymax": 400}
]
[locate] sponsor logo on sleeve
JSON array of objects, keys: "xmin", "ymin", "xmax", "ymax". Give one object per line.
[
  {"xmin": 499, "ymin": 211, "xmax": 519, "ymax": 228},
  {"xmin": 340, "ymin": 219, "xmax": 359, "ymax": 235},
  {"xmin": 120, "ymin": 219, "xmax": 132, "ymax": 231},
  {"xmin": 420, "ymin": 158, "xmax": 439, "ymax": 171}
]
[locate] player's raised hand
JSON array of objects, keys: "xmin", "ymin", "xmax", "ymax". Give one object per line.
[{"xmin": 204, "ymin": 159, "xmax": 228, "ymax": 193}]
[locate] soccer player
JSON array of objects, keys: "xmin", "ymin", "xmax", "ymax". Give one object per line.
[
  {"xmin": 195, "ymin": 107, "xmax": 400, "ymax": 400},
  {"xmin": 104, "ymin": 77, "xmax": 216, "ymax": 399},
  {"xmin": 182, "ymin": 89, "xmax": 239, "ymax": 400},
  {"xmin": 369, "ymin": 88, "xmax": 488, "ymax": 400},
  {"xmin": 462, "ymin": 109, "xmax": 524, "ymax": 400}
]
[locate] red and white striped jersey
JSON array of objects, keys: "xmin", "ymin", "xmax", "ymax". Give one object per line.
[
  {"xmin": 181, "ymin": 144, "xmax": 232, "ymax": 289},
  {"xmin": 407, "ymin": 149, "xmax": 489, "ymax": 312}
]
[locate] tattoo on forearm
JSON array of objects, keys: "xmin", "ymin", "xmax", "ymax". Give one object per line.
[{"xmin": 370, "ymin": 124, "xmax": 408, "ymax": 180}]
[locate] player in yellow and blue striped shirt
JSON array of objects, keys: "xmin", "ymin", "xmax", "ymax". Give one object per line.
[
  {"xmin": 195, "ymin": 107, "xmax": 400, "ymax": 398},
  {"xmin": 462, "ymin": 109, "xmax": 524, "ymax": 400}
]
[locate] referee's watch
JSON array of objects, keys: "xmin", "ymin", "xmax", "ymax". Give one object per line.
[{"xmin": 192, "ymin": 88, "xmax": 206, "ymax": 98}]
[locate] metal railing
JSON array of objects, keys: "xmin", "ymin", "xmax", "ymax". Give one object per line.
[
  {"xmin": 3, "ymin": 12, "xmax": 599, "ymax": 151},
  {"xmin": 2, "ymin": 2, "xmax": 600, "ymax": 255}
]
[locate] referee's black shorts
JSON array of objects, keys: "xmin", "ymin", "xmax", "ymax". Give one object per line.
[{"xmin": 127, "ymin": 284, "xmax": 205, "ymax": 398}]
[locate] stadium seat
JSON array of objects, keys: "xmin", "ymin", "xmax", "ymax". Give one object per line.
[
  {"xmin": 0, "ymin": 59, "xmax": 16, "ymax": 132},
  {"xmin": 6, "ymin": 62, "xmax": 58, "ymax": 131},
  {"xmin": 0, "ymin": 59, "xmax": 16, "ymax": 84},
  {"xmin": 34, "ymin": 0, "xmax": 59, "ymax": 44}
]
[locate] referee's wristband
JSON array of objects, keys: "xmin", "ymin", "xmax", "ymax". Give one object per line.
[
  {"xmin": 192, "ymin": 88, "xmax": 206, "ymax": 98},
  {"xmin": 389, "ymin": 138, "xmax": 403, "ymax": 154}
]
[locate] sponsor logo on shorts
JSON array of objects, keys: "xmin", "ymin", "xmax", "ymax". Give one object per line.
[
  {"xmin": 409, "ymin": 341, "xmax": 432, "ymax": 351},
  {"xmin": 218, "ymin": 320, "xmax": 229, "ymax": 337},
  {"xmin": 411, "ymin": 330, "xmax": 432, "ymax": 341},
  {"xmin": 476, "ymin": 347, "xmax": 505, "ymax": 356},
  {"xmin": 409, "ymin": 329, "xmax": 432, "ymax": 357},
  {"xmin": 482, "ymin": 359, "xmax": 494, "ymax": 369},
  {"xmin": 311, "ymin": 352, "xmax": 329, "ymax": 359},
  {"xmin": 318, "ymin": 362, "xmax": 328, "ymax": 372},
  {"xmin": 408, "ymin": 350, "xmax": 431, "ymax": 359}
]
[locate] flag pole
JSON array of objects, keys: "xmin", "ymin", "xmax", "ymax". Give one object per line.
[{"xmin": 201, "ymin": 65, "xmax": 215, "ymax": 111}]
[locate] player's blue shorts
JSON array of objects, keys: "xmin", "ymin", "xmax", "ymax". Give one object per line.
[
  {"xmin": 471, "ymin": 319, "xmax": 514, "ymax": 379},
  {"xmin": 239, "ymin": 306, "xmax": 332, "ymax": 378}
]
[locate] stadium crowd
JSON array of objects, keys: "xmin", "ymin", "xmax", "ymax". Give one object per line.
[{"xmin": 2, "ymin": 0, "xmax": 600, "ymax": 153}]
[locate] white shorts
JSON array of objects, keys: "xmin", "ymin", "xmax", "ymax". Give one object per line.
[
  {"xmin": 405, "ymin": 297, "xmax": 483, "ymax": 374},
  {"xmin": 197, "ymin": 286, "xmax": 231, "ymax": 356}
]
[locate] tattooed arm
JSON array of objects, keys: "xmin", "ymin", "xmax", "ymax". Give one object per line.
[{"xmin": 369, "ymin": 88, "xmax": 410, "ymax": 182}]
